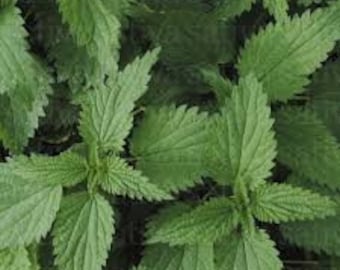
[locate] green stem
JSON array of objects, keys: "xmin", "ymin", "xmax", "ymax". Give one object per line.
[
  {"xmin": 87, "ymin": 142, "xmax": 100, "ymax": 195},
  {"xmin": 234, "ymin": 178, "xmax": 255, "ymax": 234},
  {"xmin": 88, "ymin": 142, "xmax": 100, "ymax": 168}
]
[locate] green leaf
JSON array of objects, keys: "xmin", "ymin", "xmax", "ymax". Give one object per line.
[
  {"xmin": 275, "ymin": 107, "xmax": 340, "ymax": 190},
  {"xmin": 213, "ymin": 0, "xmax": 256, "ymax": 19},
  {"xmin": 147, "ymin": 198, "xmax": 238, "ymax": 246},
  {"xmin": 252, "ymin": 183, "xmax": 336, "ymax": 223},
  {"xmin": 131, "ymin": 105, "xmax": 209, "ymax": 193},
  {"xmin": 100, "ymin": 156, "xmax": 172, "ymax": 201},
  {"xmin": 307, "ymin": 60, "xmax": 340, "ymax": 140},
  {"xmin": 0, "ymin": 6, "xmax": 52, "ymax": 152},
  {"xmin": 34, "ymin": 0, "xmax": 115, "ymax": 90},
  {"xmin": 7, "ymin": 152, "xmax": 88, "ymax": 187},
  {"xmin": 0, "ymin": 168, "xmax": 62, "ymax": 248},
  {"xmin": 216, "ymin": 229, "xmax": 283, "ymax": 270},
  {"xmin": 296, "ymin": 0, "xmax": 324, "ymax": 6},
  {"xmin": 262, "ymin": 0, "xmax": 289, "ymax": 22},
  {"xmin": 80, "ymin": 49, "xmax": 159, "ymax": 152},
  {"xmin": 52, "ymin": 34, "xmax": 114, "ymax": 90},
  {"xmin": 140, "ymin": 244, "xmax": 215, "ymax": 270},
  {"xmin": 281, "ymin": 210, "xmax": 340, "ymax": 256},
  {"xmin": 281, "ymin": 175, "xmax": 340, "ymax": 256},
  {"xmin": 57, "ymin": 0, "xmax": 120, "ymax": 64},
  {"xmin": 238, "ymin": 3, "xmax": 340, "ymax": 101},
  {"xmin": 146, "ymin": 10, "xmax": 235, "ymax": 65},
  {"xmin": 209, "ymin": 75, "xmax": 276, "ymax": 188},
  {"xmin": 53, "ymin": 192, "xmax": 114, "ymax": 270},
  {"xmin": 0, "ymin": 248, "xmax": 31, "ymax": 270},
  {"xmin": 0, "ymin": 6, "xmax": 38, "ymax": 95},
  {"xmin": 146, "ymin": 203, "xmax": 194, "ymax": 237},
  {"xmin": 200, "ymin": 67, "xmax": 233, "ymax": 104}
]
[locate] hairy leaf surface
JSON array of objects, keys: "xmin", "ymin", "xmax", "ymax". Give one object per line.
[
  {"xmin": 53, "ymin": 192, "xmax": 114, "ymax": 270},
  {"xmin": 100, "ymin": 156, "xmax": 172, "ymax": 201},
  {"xmin": 8, "ymin": 152, "xmax": 88, "ymax": 187},
  {"xmin": 147, "ymin": 198, "xmax": 238, "ymax": 245},
  {"xmin": 0, "ymin": 169, "xmax": 62, "ymax": 248},
  {"xmin": 252, "ymin": 183, "xmax": 336, "ymax": 223},
  {"xmin": 140, "ymin": 244, "xmax": 214, "ymax": 270},
  {"xmin": 132, "ymin": 105, "xmax": 208, "ymax": 193},
  {"xmin": 80, "ymin": 49, "xmax": 159, "ymax": 152},
  {"xmin": 216, "ymin": 229, "xmax": 283, "ymax": 270},
  {"xmin": 209, "ymin": 75, "xmax": 276, "ymax": 188}
]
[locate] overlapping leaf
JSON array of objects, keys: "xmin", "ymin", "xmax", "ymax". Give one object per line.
[
  {"xmin": 0, "ymin": 167, "xmax": 62, "ymax": 248},
  {"xmin": 147, "ymin": 198, "xmax": 238, "ymax": 245},
  {"xmin": 307, "ymin": 60, "xmax": 340, "ymax": 139},
  {"xmin": 0, "ymin": 248, "xmax": 31, "ymax": 270},
  {"xmin": 209, "ymin": 75, "xmax": 276, "ymax": 188},
  {"xmin": 100, "ymin": 156, "xmax": 172, "ymax": 201},
  {"xmin": 238, "ymin": 2, "xmax": 340, "ymax": 100},
  {"xmin": 213, "ymin": 0, "xmax": 256, "ymax": 19},
  {"xmin": 131, "ymin": 105, "xmax": 209, "ymax": 193},
  {"xmin": 140, "ymin": 244, "xmax": 215, "ymax": 270},
  {"xmin": 275, "ymin": 107, "xmax": 340, "ymax": 190},
  {"xmin": 53, "ymin": 192, "xmax": 114, "ymax": 270},
  {"xmin": 215, "ymin": 229, "xmax": 283, "ymax": 270},
  {"xmin": 262, "ymin": 0, "xmax": 289, "ymax": 22},
  {"xmin": 281, "ymin": 209, "xmax": 340, "ymax": 256},
  {"xmin": 80, "ymin": 49, "xmax": 159, "ymax": 152},
  {"xmin": 0, "ymin": 5, "xmax": 52, "ymax": 152},
  {"xmin": 146, "ymin": 10, "xmax": 235, "ymax": 65},
  {"xmin": 252, "ymin": 183, "xmax": 336, "ymax": 223},
  {"xmin": 7, "ymin": 152, "xmax": 88, "ymax": 187},
  {"xmin": 57, "ymin": 0, "xmax": 120, "ymax": 65}
]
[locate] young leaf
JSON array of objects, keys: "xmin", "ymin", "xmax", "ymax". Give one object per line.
[
  {"xmin": 99, "ymin": 156, "xmax": 172, "ymax": 201},
  {"xmin": 7, "ymin": 152, "xmax": 88, "ymax": 187},
  {"xmin": 0, "ymin": 248, "xmax": 31, "ymax": 270},
  {"xmin": 147, "ymin": 198, "xmax": 238, "ymax": 246},
  {"xmin": 209, "ymin": 75, "xmax": 276, "ymax": 188},
  {"xmin": 57, "ymin": 0, "xmax": 120, "ymax": 64},
  {"xmin": 131, "ymin": 105, "xmax": 209, "ymax": 193},
  {"xmin": 216, "ymin": 229, "xmax": 283, "ymax": 270},
  {"xmin": 275, "ymin": 107, "xmax": 340, "ymax": 190},
  {"xmin": 0, "ymin": 168, "xmax": 62, "ymax": 248},
  {"xmin": 262, "ymin": 0, "xmax": 289, "ymax": 22},
  {"xmin": 252, "ymin": 183, "xmax": 336, "ymax": 223},
  {"xmin": 53, "ymin": 192, "xmax": 114, "ymax": 270},
  {"xmin": 140, "ymin": 244, "xmax": 214, "ymax": 270},
  {"xmin": 238, "ymin": 3, "xmax": 340, "ymax": 101},
  {"xmin": 79, "ymin": 49, "xmax": 159, "ymax": 152}
]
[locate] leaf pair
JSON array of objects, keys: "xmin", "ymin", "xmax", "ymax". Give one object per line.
[{"xmin": 146, "ymin": 183, "xmax": 335, "ymax": 246}]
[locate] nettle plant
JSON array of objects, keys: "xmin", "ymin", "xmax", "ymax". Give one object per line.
[
  {"xmin": 1, "ymin": 0, "xmax": 340, "ymax": 269},
  {"xmin": 0, "ymin": 48, "xmax": 177, "ymax": 269}
]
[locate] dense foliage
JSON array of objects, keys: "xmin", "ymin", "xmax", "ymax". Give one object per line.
[{"xmin": 0, "ymin": 0, "xmax": 340, "ymax": 269}]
